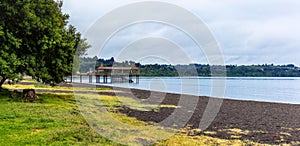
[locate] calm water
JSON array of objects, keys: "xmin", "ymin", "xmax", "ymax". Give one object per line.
[{"xmin": 70, "ymin": 76, "xmax": 300, "ymax": 104}]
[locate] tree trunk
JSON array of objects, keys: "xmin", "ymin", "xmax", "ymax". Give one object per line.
[{"xmin": 0, "ymin": 77, "xmax": 7, "ymax": 89}]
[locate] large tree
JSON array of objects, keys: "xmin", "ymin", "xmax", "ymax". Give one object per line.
[{"xmin": 0, "ymin": 0, "xmax": 81, "ymax": 87}]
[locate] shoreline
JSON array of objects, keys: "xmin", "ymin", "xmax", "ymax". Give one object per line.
[
  {"xmin": 14, "ymin": 82, "xmax": 300, "ymax": 144},
  {"xmin": 84, "ymin": 83, "xmax": 300, "ymax": 144},
  {"xmin": 67, "ymin": 76, "xmax": 300, "ymax": 105},
  {"xmin": 71, "ymin": 82, "xmax": 300, "ymax": 105}
]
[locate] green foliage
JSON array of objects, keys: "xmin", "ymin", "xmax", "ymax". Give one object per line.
[
  {"xmin": 75, "ymin": 38, "xmax": 92, "ymax": 57},
  {"xmin": 140, "ymin": 64, "xmax": 179, "ymax": 76},
  {"xmin": 0, "ymin": 0, "xmax": 81, "ymax": 87},
  {"xmin": 77, "ymin": 56, "xmax": 98, "ymax": 73},
  {"xmin": 226, "ymin": 64, "xmax": 300, "ymax": 77},
  {"xmin": 78, "ymin": 57, "xmax": 300, "ymax": 77},
  {"xmin": 0, "ymin": 25, "xmax": 22, "ymax": 87},
  {"xmin": 73, "ymin": 38, "xmax": 92, "ymax": 74}
]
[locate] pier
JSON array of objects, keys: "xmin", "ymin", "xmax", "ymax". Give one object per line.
[{"xmin": 70, "ymin": 65, "xmax": 140, "ymax": 84}]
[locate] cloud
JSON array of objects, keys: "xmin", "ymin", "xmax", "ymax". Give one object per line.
[
  {"xmin": 62, "ymin": 0, "xmax": 300, "ymax": 66},
  {"xmin": 191, "ymin": 0, "xmax": 300, "ymax": 65},
  {"xmin": 97, "ymin": 22, "xmax": 205, "ymax": 64}
]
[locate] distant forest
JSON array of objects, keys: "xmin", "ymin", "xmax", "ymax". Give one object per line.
[{"xmin": 79, "ymin": 57, "xmax": 300, "ymax": 77}]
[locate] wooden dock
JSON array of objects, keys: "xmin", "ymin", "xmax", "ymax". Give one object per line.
[{"xmin": 71, "ymin": 65, "xmax": 140, "ymax": 84}]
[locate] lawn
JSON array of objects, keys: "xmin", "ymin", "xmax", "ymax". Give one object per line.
[
  {"xmin": 2, "ymin": 84, "xmax": 111, "ymax": 91},
  {"xmin": 0, "ymin": 85, "xmax": 262, "ymax": 146},
  {"xmin": 0, "ymin": 90, "xmax": 120, "ymax": 146}
]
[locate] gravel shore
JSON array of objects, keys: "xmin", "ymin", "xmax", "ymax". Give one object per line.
[{"xmin": 104, "ymin": 86, "xmax": 300, "ymax": 144}]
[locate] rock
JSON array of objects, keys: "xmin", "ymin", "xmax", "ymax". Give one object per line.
[{"xmin": 23, "ymin": 89, "xmax": 38, "ymax": 102}]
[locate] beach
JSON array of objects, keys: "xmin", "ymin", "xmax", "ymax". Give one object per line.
[
  {"xmin": 6, "ymin": 82, "xmax": 300, "ymax": 144},
  {"xmin": 86, "ymin": 84, "xmax": 300, "ymax": 145}
]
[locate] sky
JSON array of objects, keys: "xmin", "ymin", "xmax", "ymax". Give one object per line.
[{"xmin": 62, "ymin": 0, "xmax": 300, "ymax": 66}]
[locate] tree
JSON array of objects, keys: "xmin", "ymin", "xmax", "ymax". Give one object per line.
[
  {"xmin": 0, "ymin": 0, "xmax": 80, "ymax": 87},
  {"xmin": 75, "ymin": 38, "xmax": 92, "ymax": 57},
  {"xmin": 73, "ymin": 37, "xmax": 92, "ymax": 74}
]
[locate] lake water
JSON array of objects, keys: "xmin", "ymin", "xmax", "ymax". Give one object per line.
[{"xmin": 70, "ymin": 76, "xmax": 300, "ymax": 104}]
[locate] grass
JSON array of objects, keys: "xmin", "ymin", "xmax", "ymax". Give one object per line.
[
  {"xmin": 92, "ymin": 94, "xmax": 179, "ymax": 112},
  {"xmin": 0, "ymin": 89, "xmax": 121, "ymax": 146},
  {"xmin": 3, "ymin": 84, "xmax": 111, "ymax": 91},
  {"xmin": 74, "ymin": 94, "xmax": 176, "ymax": 145},
  {"xmin": 0, "ymin": 84, "xmax": 266, "ymax": 145}
]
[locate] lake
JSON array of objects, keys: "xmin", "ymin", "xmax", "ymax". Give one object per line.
[{"xmin": 70, "ymin": 76, "xmax": 300, "ymax": 104}]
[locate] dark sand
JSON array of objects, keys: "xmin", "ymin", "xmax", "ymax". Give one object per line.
[{"xmin": 92, "ymin": 85, "xmax": 300, "ymax": 145}]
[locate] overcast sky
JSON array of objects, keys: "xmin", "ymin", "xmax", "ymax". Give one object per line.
[{"xmin": 62, "ymin": 0, "xmax": 300, "ymax": 66}]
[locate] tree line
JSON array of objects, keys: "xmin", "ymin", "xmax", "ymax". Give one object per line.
[{"xmin": 79, "ymin": 57, "xmax": 300, "ymax": 77}]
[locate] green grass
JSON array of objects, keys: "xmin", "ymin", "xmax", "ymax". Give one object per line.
[
  {"xmin": 74, "ymin": 94, "xmax": 176, "ymax": 145},
  {"xmin": 0, "ymin": 85, "xmax": 265, "ymax": 146},
  {"xmin": 0, "ymin": 89, "xmax": 120, "ymax": 146},
  {"xmin": 3, "ymin": 84, "xmax": 111, "ymax": 91},
  {"xmin": 92, "ymin": 94, "xmax": 179, "ymax": 112}
]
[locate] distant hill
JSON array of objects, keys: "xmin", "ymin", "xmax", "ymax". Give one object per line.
[{"xmin": 79, "ymin": 57, "xmax": 300, "ymax": 77}]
